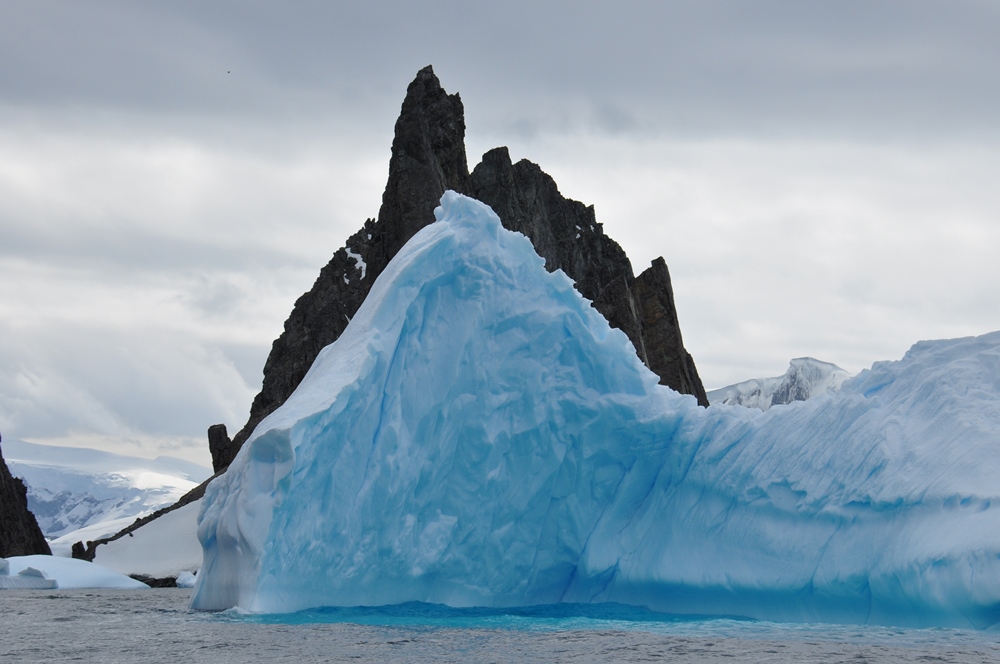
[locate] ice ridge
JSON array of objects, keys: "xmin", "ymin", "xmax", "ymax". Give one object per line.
[{"xmin": 191, "ymin": 192, "xmax": 1000, "ymax": 629}]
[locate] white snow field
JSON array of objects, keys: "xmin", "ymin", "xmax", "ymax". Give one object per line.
[
  {"xmin": 4, "ymin": 439, "xmax": 211, "ymax": 552},
  {"xmin": 93, "ymin": 501, "xmax": 203, "ymax": 580},
  {"xmin": 2, "ymin": 555, "xmax": 147, "ymax": 589},
  {"xmin": 707, "ymin": 357, "xmax": 854, "ymax": 410},
  {"xmin": 191, "ymin": 192, "xmax": 1000, "ymax": 629}
]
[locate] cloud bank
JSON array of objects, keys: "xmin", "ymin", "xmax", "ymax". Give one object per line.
[{"xmin": 1, "ymin": 1, "xmax": 997, "ymax": 461}]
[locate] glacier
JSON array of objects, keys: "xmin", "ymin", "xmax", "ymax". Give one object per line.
[{"xmin": 191, "ymin": 191, "xmax": 1000, "ymax": 629}]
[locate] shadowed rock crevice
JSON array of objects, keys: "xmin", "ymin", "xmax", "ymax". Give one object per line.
[{"xmin": 224, "ymin": 65, "xmax": 708, "ymax": 469}]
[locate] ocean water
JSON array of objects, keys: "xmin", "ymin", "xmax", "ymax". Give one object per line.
[{"xmin": 3, "ymin": 589, "xmax": 1000, "ymax": 663}]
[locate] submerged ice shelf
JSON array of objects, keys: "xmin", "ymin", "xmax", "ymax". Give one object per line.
[{"xmin": 192, "ymin": 192, "xmax": 1000, "ymax": 629}]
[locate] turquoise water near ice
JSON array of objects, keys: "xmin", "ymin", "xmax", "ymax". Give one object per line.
[
  {"xmin": 224, "ymin": 601, "xmax": 743, "ymax": 629},
  {"xmin": 5, "ymin": 590, "xmax": 1000, "ymax": 663},
  {"xmin": 218, "ymin": 600, "xmax": 1000, "ymax": 652}
]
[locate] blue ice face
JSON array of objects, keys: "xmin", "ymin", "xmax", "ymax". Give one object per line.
[{"xmin": 191, "ymin": 191, "xmax": 1000, "ymax": 630}]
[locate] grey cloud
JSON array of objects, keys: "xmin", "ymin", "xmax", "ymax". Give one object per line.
[
  {"xmin": 0, "ymin": 322, "xmax": 255, "ymax": 439},
  {"xmin": 0, "ymin": 212, "xmax": 303, "ymax": 277},
  {"xmin": 182, "ymin": 274, "xmax": 252, "ymax": 319},
  {"xmin": 212, "ymin": 341, "xmax": 269, "ymax": 392},
  {"xmin": 1, "ymin": 0, "xmax": 998, "ymax": 459},
  {"xmin": 3, "ymin": 1, "xmax": 998, "ymax": 141}
]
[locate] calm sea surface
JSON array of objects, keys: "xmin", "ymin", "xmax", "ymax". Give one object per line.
[{"xmin": 3, "ymin": 589, "xmax": 1000, "ymax": 663}]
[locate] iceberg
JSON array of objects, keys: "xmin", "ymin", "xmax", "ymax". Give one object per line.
[
  {"xmin": 1, "ymin": 555, "xmax": 147, "ymax": 589},
  {"xmin": 0, "ymin": 557, "xmax": 57, "ymax": 589},
  {"xmin": 192, "ymin": 192, "xmax": 1000, "ymax": 629}
]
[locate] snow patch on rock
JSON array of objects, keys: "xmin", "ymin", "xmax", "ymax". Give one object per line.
[{"xmin": 345, "ymin": 247, "xmax": 367, "ymax": 280}]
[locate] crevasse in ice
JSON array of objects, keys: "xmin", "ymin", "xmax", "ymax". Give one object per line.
[{"xmin": 191, "ymin": 191, "xmax": 1000, "ymax": 628}]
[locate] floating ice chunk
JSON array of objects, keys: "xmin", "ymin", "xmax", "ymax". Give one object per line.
[
  {"xmin": 0, "ymin": 573, "xmax": 57, "ymax": 590},
  {"xmin": 3, "ymin": 555, "xmax": 144, "ymax": 589},
  {"xmin": 176, "ymin": 570, "xmax": 198, "ymax": 588}
]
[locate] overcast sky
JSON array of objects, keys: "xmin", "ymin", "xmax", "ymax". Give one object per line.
[{"xmin": 2, "ymin": 1, "xmax": 998, "ymax": 466}]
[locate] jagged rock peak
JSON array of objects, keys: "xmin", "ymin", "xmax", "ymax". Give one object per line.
[
  {"xmin": 222, "ymin": 66, "xmax": 708, "ymax": 470},
  {"xmin": 379, "ymin": 65, "xmax": 469, "ymax": 244},
  {"xmin": 229, "ymin": 66, "xmax": 471, "ymax": 456}
]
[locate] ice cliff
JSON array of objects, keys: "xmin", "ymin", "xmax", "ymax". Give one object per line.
[
  {"xmin": 192, "ymin": 192, "xmax": 1000, "ymax": 629},
  {"xmin": 708, "ymin": 357, "xmax": 853, "ymax": 410}
]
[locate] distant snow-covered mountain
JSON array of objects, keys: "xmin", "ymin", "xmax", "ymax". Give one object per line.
[
  {"xmin": 3, "ymin": 439, "xmax": 211, "ymax": 553},
  {"xmin": 707, "ymin": 357, "xmax": 854, "ymax": 410}
]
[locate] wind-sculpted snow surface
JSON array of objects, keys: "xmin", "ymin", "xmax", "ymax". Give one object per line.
[{"xmin": 192, "ymin": 192, "xmax": 1000, "ymax": 629}]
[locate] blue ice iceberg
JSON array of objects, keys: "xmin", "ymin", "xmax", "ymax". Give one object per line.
[{"xmin": 192, "ymin": 192, "xmax": 1000, "ymax": 628}]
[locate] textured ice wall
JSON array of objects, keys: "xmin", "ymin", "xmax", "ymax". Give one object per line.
[{"xmin": 192, "ymin": 192, "xmax": 1000, "ymax": 628}]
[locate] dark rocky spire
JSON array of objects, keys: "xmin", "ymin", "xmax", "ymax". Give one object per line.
[
  {"xmin": 634, "ymin": 258, "xmax": 708, "ymax": 404},
  {"xmin": 229, "ymin": 66, "xmax": 469, "ymax": 454},
  {"xmin": 0, "ymin": 436, "xmax": 51, "ymax": 557},
  {"xmin": 220, "ymin": 65, "xmax": 708, "ymax": 470}
]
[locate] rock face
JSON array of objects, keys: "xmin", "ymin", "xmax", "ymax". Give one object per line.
[
  {"xmin": 206, "ymin": 424, "xmax": 235, "ymax": 474},
  {"xmin": 0, "ymin": 439, "xmax": 51, "ymax": 557},
  {"xmin": 223, "ymin": 65, "xmax": 707, "ymax": 468},
  {"xmin": 632, "ymin": 257, "xmax": 707, "ymax": 402},
  {"xmin": 465, "ymin": 149, "xmax": 708, "ymax": 407}
]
